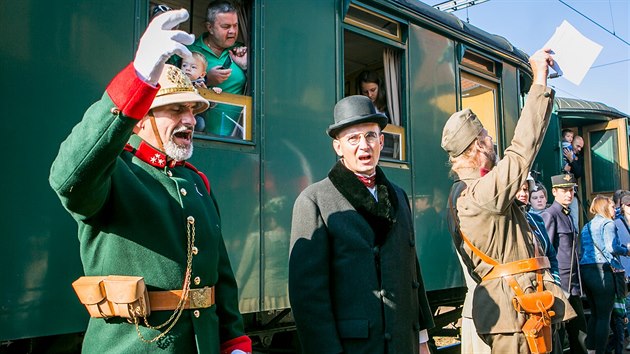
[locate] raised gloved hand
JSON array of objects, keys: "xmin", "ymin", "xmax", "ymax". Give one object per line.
[{"xmin": 134, "ymin": 8, "xmax": 194, "ymax": 85}]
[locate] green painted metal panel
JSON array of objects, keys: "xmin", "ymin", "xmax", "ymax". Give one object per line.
[
  {"xmin": 0, "ymin": 0, "xmax": 141, "ymax": 340},
  {"xmin": 534, "ymin": 112, "xmax": 562, "ymax": 191},
  {"xmin": 408, "ymin": 23, "xmax": 464, "ymax": 291},
  {"xmin": 258, "ymin": 0, "xmax": 338, "ymax": 311},
  {"xmin": 189, "ymin": 143, "xmax": 262, "ymax": 313},
  {"xmin": 501, "ymin": 64, "xmax": 519, "ymax": 151}
]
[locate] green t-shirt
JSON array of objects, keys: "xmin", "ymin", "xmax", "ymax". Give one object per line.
[
  {"xmin": 188, "ymin": 33, "xmax": 246, "ymax": 95},
  {"xmin": 188, "ymin": 33, "xmax": 247, "ymax": 137}
]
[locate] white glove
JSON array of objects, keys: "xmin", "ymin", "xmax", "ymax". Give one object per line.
[
  {"xmin": 230, "ymin": 351, "xmax": 248, "ymax": 354},
  {"xmin": 134, "ymin": 9, "xmax": 194, "ymax": 85}
]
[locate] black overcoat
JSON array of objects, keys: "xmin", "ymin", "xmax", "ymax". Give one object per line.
[{"xmin": 288, "ymin": 165, "xmax": 434, "ymax": 354}]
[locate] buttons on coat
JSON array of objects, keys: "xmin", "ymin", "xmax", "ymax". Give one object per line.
[
  {"xmin": 187, "ymin": 216, "xmax": 195, "ymax": 223},
  {"xmin": 180, "ymin": 188, "xmax": 187, "ymax": 196},
  {"xmin": 194, "ymin": 276, "xmax": 201, "ymax": 285},
  {"xmin": 379, "ymin": 289, "xmax": 387, "ymax": 297},
  {"xmin": 193, "ymin": 310, "xmax": 200, "ymax": 318},
  {"xmin": 192, "ymin": 246, "xmax": 199, "ymax": 255},
  {"xmin": 372, "ymin": 246, "xmax": 380, "ymax": 255},
  {"xmin": 412, "ymin": 280, "xmax": 420, "ymax": 289},
  {"xmin": 384, "ymin": 333, "xmax": 392, "ymax": 341},
  {"xmin": 110, "ymin": 107, "xmax": 121, "ymax": 115}
]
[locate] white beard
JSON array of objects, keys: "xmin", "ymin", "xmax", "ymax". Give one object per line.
[{"xmin": 164, "ymin": 138, "xmax": 193, "ymax": 161}]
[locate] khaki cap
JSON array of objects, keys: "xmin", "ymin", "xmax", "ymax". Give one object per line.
[
  {"xmin": 150, "ymin": 64, "xmax": 210, "ymax": 115},
  {"xmin": 441, "ymin": 108, "xmax": 484, "ymax": 157}
]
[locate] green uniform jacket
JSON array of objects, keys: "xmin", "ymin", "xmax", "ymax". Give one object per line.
[
  {"xmin": 49, "ymin": 64, "xmax": 247, "ymax": 353},
  {"xmin": 447, "ymin": 84, "xmax": 577, "ymax": 334}
]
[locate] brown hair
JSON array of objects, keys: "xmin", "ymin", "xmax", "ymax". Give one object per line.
[{"xmin": 589, "ymin": 195, "xmax": 614, "ymax": 219}]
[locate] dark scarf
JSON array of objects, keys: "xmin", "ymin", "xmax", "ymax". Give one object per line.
[{"xmin": 328, "ymin": 160, "xmax": 398, "ymax": 245}]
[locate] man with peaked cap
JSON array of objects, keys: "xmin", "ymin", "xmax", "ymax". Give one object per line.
[
  {"xmin": 49, "ymin": 10, "xmax": 251, "ymax": 353},
  {"xmin": 441, "ymin": 48, "xmax": 576, "ymax": 353},
  {"xmin": 542, "ymin": 173, "xmax": 587, "ymax": 353},
  {"xmin": 288, "ymin": 95, "xmax": 434, "ymax": 354}
]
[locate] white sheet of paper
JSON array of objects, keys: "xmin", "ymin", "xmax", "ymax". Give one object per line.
[{"xmin": 543, "ymin": 20, "xmax": 603, "ymax": 85}]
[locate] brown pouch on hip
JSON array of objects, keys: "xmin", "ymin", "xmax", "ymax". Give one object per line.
[
  {"xmin": 512, "ymin": 290, "xmax": 555, "ymax": 354},
  {"xmin": 72, "ymin": 275, "xmax": 151, "ymax": 319},
  {"xmin": 512, "ymin": 290, "xmax": 554, "ymax": 313}
]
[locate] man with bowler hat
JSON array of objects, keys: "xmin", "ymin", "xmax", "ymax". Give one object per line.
[
  {"xmin": 49, "ymin": 10, "xmax": 251, "ymax": 353},
  {"xmin": 441, "ymin": 48, "xmax": 576, "ymax": 353},
  {"xmin": 542, "ymin": 173, "xmax": 587, "ymax": 353},
  {"xmin": 288, "ymin": 95, "xmax": 434, "ymax": 354}
]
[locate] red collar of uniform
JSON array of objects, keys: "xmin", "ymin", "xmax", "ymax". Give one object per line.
[{"xmin": 124, "ymin": 141, "xmax": 185, "ymax": 168}]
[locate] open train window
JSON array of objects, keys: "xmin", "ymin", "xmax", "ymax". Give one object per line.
[
  {"xmin": 149, "ymin": 1, "xmax": 253, "ymax": 142},
  {"xmin": 459, "ymin": 50, "xmax": 500, "ymax": 152},
  {"xmin": 343, "ymin": 29, "xmax": 405, "ymax": 160},
  {"xmin": 344, "ymin": 3, "xmax": 402, "ymax": 42}
]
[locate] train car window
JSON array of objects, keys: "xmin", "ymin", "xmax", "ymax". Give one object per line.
[
  {"xmin": 150, "ymin": 1, "xmax": 254, "ymax": 142},
  {"xmin": 343, "ymin": 29, "xmax": 405, "ymax": 160},
  {"xmin": 460, "ymin": 71, "xmax": 499, "ymax": 145},
  {"xmin": 344, "ymin": 3, "xmax": 402, "ymax": 42},
  {"xmin": 462, "ymin": 51, "xmax": 495, "ymax": 75}
]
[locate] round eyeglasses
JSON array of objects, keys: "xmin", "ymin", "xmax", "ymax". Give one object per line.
[{"xmin": 343, "ymin": 131, "xmax": 380, "ymax": 146}]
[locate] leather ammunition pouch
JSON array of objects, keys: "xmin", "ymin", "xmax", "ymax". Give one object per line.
[{"xmin": 72, "ymin": 276, "xmax": 150, "ymax": 319}]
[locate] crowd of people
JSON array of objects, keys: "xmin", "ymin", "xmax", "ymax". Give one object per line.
[{"xmin": 48, "ymin": 1, "xmax": 630, "ymax": 354}]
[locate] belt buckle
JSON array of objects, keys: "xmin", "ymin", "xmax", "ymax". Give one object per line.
[{"xmin": 190, "ymin": 287, "xmax": 212, "ymax": 309}]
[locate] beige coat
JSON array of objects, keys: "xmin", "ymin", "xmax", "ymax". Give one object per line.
[{"xmin": 449, "ymin": 84, "xmax": 576, "ymax": 334}]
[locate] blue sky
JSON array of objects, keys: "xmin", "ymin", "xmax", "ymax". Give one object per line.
[{"xmin": 431, "ymin": 0, "xmax": 630, "ymax": 115}]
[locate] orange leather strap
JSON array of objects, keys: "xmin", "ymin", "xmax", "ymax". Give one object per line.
[
  {"xmin": 483, "ymin": 257, "xmax": 550, "ymax": 282},
  {"xmin": 149, "ymin": 286, "xmax": 215, "ymax": 311}
]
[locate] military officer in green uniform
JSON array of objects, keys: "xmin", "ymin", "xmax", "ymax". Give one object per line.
[{"xmin": 49, "ymin": 9, "xmax": 251, "ymax": 353}]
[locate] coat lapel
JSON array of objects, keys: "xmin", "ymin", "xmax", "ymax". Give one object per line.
[{"xmin": 328, "ymin": 161, "xmax": 398, "ymax": 245}]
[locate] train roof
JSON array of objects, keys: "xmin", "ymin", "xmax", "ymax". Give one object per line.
[
  {"xmin": 392, "ymin": 0, "xmax": 531, "ymax": 67},
  {"xmin": 555, "ymin": 97, "xmax": 629, "ymax": 121}
]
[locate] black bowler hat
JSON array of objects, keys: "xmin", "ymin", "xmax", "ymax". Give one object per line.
[
  {"xmin": 327, "ymin": 95, "xmax": 388, "ymax": 138},
  {"xmin": 551, "ymin": 173, "xmax": 577, "ymax": 188}
]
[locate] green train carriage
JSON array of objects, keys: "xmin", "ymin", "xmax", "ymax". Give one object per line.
[{"xmin": 2, "ymin": 0, "xmax": 628, "ymax": 351}]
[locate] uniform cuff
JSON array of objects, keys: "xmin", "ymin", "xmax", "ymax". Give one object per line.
[
  {"xmin": 105, "ymin": 62, "xmax": 159, "ymax": 120},
  {"xmin": 220, "ymin": 335, "xmax": 252, "ymax": 354},
  {"xmin": 419, "ymin": 329, "xmax": 429, "ymax": 343}
]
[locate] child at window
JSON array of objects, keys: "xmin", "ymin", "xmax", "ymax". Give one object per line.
[
  {"xmin": 561, "ymin": 128, "xmax": 575, "ymax": 171},
  {"xmin": 180, "ymin": 52, "xmax": 221, "ymax": 133},
  {"xmin": 180, "ymin": 52, "xmax": 222, "ymax": 94}
]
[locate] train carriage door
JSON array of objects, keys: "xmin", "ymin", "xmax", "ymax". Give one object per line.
[{"xmin": 582, "ymin": 118, "xmax": 629, "ymax": 203}]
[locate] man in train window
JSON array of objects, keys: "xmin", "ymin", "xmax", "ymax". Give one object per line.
[
  {"xmin": 49, "ymin": 10, "xmax": 251, "ymax": 353},
  {"xmin": 288, "ymin": 95, "xmax": 434, "ymax": 353},
  {"xmin": 187, "ymin": 0, "xmax": 248, "ymax": 137},
  {"xmin": 441, "ymin": 48, "xmax": 577, "ymax": 353}
]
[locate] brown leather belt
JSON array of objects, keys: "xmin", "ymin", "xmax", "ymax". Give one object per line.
[
  {"xmin": 148, "ymin": 286, "xmax": 215, "ymax": 311},
  {"xmin": 483, "ymin": 257, "xmax": 550, "ymax": 281}
]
